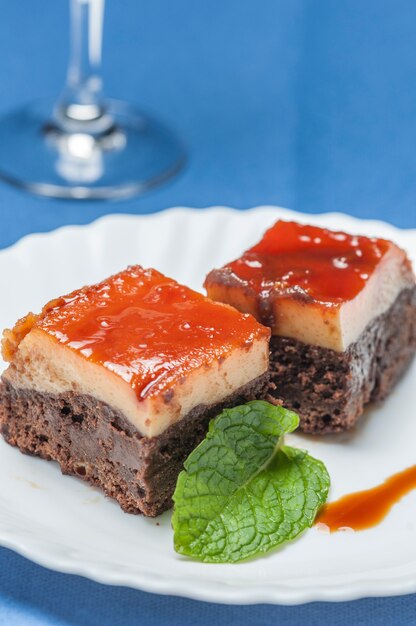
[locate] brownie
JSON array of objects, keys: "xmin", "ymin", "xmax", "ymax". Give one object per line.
[
  {"xmin": 205, "ymin": 220, "xmax": 416, "ymax": 434},
  {"xmin": 0, "ymin": 372, "xmax": 269, "ymax": 517},
  {"xmin": 268, "ymin": 287, "xmax": 416, "ymax": 434}
]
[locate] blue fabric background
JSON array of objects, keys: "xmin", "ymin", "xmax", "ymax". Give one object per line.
[{"xmin": 0, "ymin": 0, "xmax": 415, "ymax": 623}]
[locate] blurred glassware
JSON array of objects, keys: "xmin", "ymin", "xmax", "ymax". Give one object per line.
[{"xmin": 0, "ymin": 0, "xmax": 185, "ymax": 200}]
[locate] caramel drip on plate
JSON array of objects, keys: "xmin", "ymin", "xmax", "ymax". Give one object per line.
[{"xmin": 316, "ymin": 465, "xmax": 416, "ymax": 532}]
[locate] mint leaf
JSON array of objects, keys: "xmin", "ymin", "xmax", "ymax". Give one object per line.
[{"xmin": 172, "ymin": 401, "xmax": 329, "ymax": 563}]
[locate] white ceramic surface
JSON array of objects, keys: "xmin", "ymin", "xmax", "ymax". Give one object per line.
[{"xmin": 0, "ymin": 206, "xmax": 415, "ymax": 605}]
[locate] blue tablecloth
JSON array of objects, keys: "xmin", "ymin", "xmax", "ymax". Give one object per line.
[{"xmin": 0, "ymin": 1, "xmax": 415, "ymax": 623}]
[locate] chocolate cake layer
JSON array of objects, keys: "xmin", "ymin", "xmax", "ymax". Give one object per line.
[
  {"xmin": 0, "ymin": 373, "xmax": 269, "ymax": 517},
  {"xmin": 268, "ymin": 287, "xmax": 416, "ymax": 434}
]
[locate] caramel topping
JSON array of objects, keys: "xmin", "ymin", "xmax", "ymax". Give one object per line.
[
  {"xmin": 317, "ymin": 465, "xmax": 416, "ymax": 532},
  {"xmin": 2, "ymin": 313, "xmax": 39, "ymax": 362},
  {"xmin": 34, "ymin": 266, "xmax": 269, "ymax": 400},
  {"xmin": 208, "ymin": 221, "xmax": 391, "ymax": 307}
]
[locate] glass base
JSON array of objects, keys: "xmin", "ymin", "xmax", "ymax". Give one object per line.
[{"xmin": 0, "ymin": 98, "xmax": 185, "ymax": 200}]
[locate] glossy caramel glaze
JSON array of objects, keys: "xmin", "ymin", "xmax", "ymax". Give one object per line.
[
  {"xmin": 316, "ymin": 465, "xmax": 416, "ymax": 532},
  {"xmin": 35, "ymin": 266, "xmax": 270, "ymax": 400},
  {"xmin": 206, "ymin": 221, "xmax": 392, "ymax": 307}
]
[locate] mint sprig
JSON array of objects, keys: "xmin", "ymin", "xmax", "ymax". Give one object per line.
[{"xmin": 172, "ymin": 401, "xmax": 330, "ymax": 563}]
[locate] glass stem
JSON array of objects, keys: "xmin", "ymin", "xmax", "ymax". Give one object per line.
[{"xmin": 58, "ymin": 0, "xmax": 107, "ymax": 126}]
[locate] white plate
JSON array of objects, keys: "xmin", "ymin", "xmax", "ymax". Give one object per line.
[{"xmin": 0, "ymin": 206, "xmax": 415, "ymax": 605}]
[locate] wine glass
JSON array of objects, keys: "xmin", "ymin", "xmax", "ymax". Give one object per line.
[{"xmin": 0, "ymin": 0, "xmax": 185, "ymax": 200}]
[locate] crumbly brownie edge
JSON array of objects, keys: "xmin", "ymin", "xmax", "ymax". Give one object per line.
[
  {"xmin": 268, "ymin": 287, "xmax": 416, "ymax": 434},
  {"xmin": 0, "ymin": 372, "xmax": 269, "ymax": 517}
]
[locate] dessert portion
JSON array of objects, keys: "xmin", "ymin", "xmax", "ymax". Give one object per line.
[
  {"xmin": 205, "ymin": 220, "xmax": 416, "ymax": 434},
  {"xmin": 0, "ymin": 266, "xmax": 270, "ymax": 516}
]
